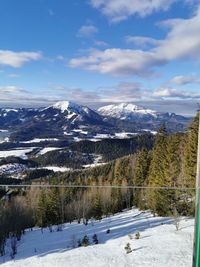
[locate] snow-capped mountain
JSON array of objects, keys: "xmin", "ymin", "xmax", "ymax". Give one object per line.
[
  {"xmin": 98, "ymin": 103, "xmax": 157, "ymax": 120},
  {"xmin": 0, "ymin": 101, "xmax": 192, "ymax": 142},
  {"xmin": 7, "ymin": 101, "xmax": 106, "ymax": 141},
  {"xmin": 41, "ymin": 101, "xmax": 102, "ymax": 123}
]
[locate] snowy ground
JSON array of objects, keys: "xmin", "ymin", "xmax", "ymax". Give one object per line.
[
  {"xmin": 83, "ymin": 154, "xmax": 105, "ymax": 168},
  {"xmin": 0, "ymin": 148, "xmax": 36, "ymax": 159},
  {"xmin": 0, "ymin": 163, "xmax": 27, "ymax": 176},
  {"xmin": 39, "ymin": 166, "xmax": 72, "ymax": 172},
  {"xmin": 21, "ymin": 138, "xmax": 59, "ymax": 144},
  {"xmin": 0, "ymin": 209, "xmax": 194, "ymax": 267},
  {"xmin": 37, "ymin": 147, "xmax": 62, "ymax": 156}
]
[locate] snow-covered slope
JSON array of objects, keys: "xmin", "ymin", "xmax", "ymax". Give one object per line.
[
  {"xmin": 0, "ymin": 209, "xmax": 194, "ymax": 267},
  {"xmin": 37, "ymin": 100, "xmax": 103, "ymax": 126},
  {"xmin": 98, "ymin": 103, "xmax": 157, "ymax": 120},
  {"xmin": 45, "ymin": 101, "xmax": 89, "ymax": 116},
  {"xmin": 44, "ymin": 101, "xmax": 94, "ymax": 117}
]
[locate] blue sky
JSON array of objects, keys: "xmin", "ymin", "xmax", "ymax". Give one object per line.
[{"xmin": 0, "ymin": 0, "xmax": 200, "ymax": 115}]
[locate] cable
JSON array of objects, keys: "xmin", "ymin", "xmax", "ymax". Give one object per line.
[{"xmin": 0, "ymin": 184, "xmax": 196, "ymax": 190}]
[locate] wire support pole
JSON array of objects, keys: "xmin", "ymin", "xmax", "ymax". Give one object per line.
[{"xmin": 193, "ymin": 108, "xmax": 200, "ymax": 267}]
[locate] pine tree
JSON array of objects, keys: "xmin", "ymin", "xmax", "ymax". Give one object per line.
[
  {"xmin": 92, "ymin": 194, "xmax": 102, "ymax": 220},
  {"xmin": 134, "ymin": 148, "xmax": 151, "ymax": 208},
  {"xmin": 45, "ymin": 188, "xmax": 61, "ymax": 226},
  {"xmin": 147, "ymin": 125, "xmax": 170, "ymax": 215},
  {"xmin": 184, "ymin": 114, "xmax": 199, "ymax": 187},
  {"xmin": 37, "ymin": 190, "xmax": 48, "ymax": 228}
]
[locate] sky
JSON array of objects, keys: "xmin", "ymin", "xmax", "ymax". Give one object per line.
[{"xmin": 0, "ymin": 0, "xmax": 200, "ymax": 115}]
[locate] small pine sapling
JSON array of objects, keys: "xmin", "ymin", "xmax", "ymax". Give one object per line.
[
  {"xmin": 135, "ymin": 232, "xmax": 140, "ymax": 239},
  {"xmin": 82, "ymin": 235, "xmax": 89, "ymax": 247},
  {"xmin": 106, "ymin": 229, "xmax": 110, "ymax": 234},
  {"xmin": 124, "ymin": 243, "xmax": 132, "ymax": 254},
  {"xmin": 92, "ymin": 234, "xmax": 98, "ymax": 244}
]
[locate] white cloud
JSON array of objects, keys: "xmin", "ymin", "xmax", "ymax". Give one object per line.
[
  {"xmin": 0, "ymin": 83, "xmax": 198, "ymax": 116},
  {"xmin": 0, "ymin": 50, "xmax": 42, "ymax": 68},
  {"xmin": 153, "ymin": 86, "xmax": 200, "ymax": 99},
  {"xmin": 77, "ymin": 25, "xmax": 98, "ymax": 38},
  {"xmin": 94, "ymin": 40, "xmax": 108, "ymax": 47},
  {"xmin": 69, "ymin": 48, "xmax": 158, "ymax": 77},
  {"xmin": 170, "ymin": 74, "xmax": 200, "ymax": 85},
  {"xmin": 125, "ymin": 36, "xmax": 162, "ymax": 48},
  {"xmin": 69, "ymin": 7, "xmax": 200, "ymax": 77},
  {"xmin": 90, "ymin": 0, "xmax": 176, "ymax": 22},
  {"xmin": 0, "ymin": 85, "xmax": 24, "ymax": 94}
]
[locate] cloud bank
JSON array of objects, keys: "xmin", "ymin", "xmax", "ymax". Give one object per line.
[{"xmin": 69, "ymin": 7, "xmax": 200, "ymax": 77}]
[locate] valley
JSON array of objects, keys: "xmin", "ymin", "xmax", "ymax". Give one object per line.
[{"xmin": 0, "ymin": 101, "xmax": 191, "ymax": 179}]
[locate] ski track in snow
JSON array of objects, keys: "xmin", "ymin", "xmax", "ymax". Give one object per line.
[{"xmin": 0, "ymin": 209, "xmax": 194, "ymax": 267}]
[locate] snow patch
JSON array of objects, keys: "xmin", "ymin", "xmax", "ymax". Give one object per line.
[
  {"xmin": 21, "ymin": 138, "xmax": 59, "ymax": 144},
  {"xmin": 0, "ymin": 148, "xmax": 36, "ymax": 159},
  {"xmin": 37, "ymin": 147, "xmax": 62, "ymax": 156},
  {"xmin": 40, "ymin": 166, "xmax": 72, "ymax": 172}
]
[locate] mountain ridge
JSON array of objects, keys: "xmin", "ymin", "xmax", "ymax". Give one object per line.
[{"xmin": 0, "ymin": 101, "xmax": 192, "ymax": 141}]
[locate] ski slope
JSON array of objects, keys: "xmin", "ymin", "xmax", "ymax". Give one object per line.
[{"xmin": 0, "ymin": 209, "xmax": 194, "ymax": 267}]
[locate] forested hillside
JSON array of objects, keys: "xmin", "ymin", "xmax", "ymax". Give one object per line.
[{"xmin": 0, "ymin": 114, "xmax": 198, "ymax": 257}]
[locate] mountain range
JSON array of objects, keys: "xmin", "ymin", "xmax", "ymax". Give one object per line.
[{"xmin": 0, "ymin": 101, "xmax": 192, "ymax": 141}]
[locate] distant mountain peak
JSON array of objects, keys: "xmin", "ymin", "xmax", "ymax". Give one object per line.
[
  {"xmin": 52, "ymin": 101, "xmax": 81, "ymax": 113},
  {"xmin": 98, "ymin": 103, "xmax": 157, "ymax": 119}
]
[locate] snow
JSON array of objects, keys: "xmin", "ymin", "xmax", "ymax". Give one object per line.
[
  {"xmin": 51, "ymin": 101, "xmax": 82, "ymax": 114},
  {"xmin": 66, "ymin": 113, "xmax": 76, "ymax": 119},
  {"xmin": 93, "ymin": 133, "xmax": 111, "ymax": 139},
  {"xmin": 72, "ymin": 129, "xmax": 88, "ymax": 135},
  {"xmin": 83, "ymin": 154, "xmax": 105, "ymax": 168},
  {"xmin": 98, "ymin": 103, "xmax": 157, "ymax": 119},
  {"xmin": 142, "ymin": 129, "xmax": 157, "ymax": 135},
  {"xmin": 73, "ymin": 137, "xmax": 83, "ymax": 142},
  {"xmin": 2, "ymin": 108, "xmax": 18, "ymax": 113},
  {"xmin": 0, "ymin": 148, "xmax": 36, "ymax": 159},
  {"xmin": 21, "ymin": 138, "xmax": 59, "ymax": 144},
  {"xmin": 0, "ymin": 163, "xmax": 27, "ymax": 176},
  {"xmin": 83, "ymin": 162, "xmax": 106, "ymax": 168},
  {"xmin": 39, "ymin": 166, "xmax": 72, "ymax": 172},
  {"xmin": 114, "ymin": 132, "xmax": 138, "ymax": 138},
  {"xmin": 0, "ymin": 208, "xmax": 194, "ymax": 267},
  {"xmin": 0, "ymin": 137, "xmax": 9, "ymax": 144},
  {"xmin": 37, "ymin": 147, "xmax": 62, "ymax": 156},
  {"xmin": 63, "ymin": 132, "xmax": 73, "ymax": 136},
  {"xmin": 88, "ymin": 132, "xmax": 139, "ymax": 141}
]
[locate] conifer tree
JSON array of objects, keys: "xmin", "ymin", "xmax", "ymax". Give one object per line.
[
  {"xmin": 134, "ymin": 148, "xmax": 151, "ymax": 208},
  {"xmin": 37, "ymin": 190, "xmax": 48, "ymax": 228},
  {"xmin": 147, "ymin": 125, "xmax": 170, "ymax": 215},
  {"xmin": 92, "ymin": 194, "xmax": 102, "ymax": 220},
  {"xmin": 184, "ymin": 114, "xmax": 199, "ymax": 187}
]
